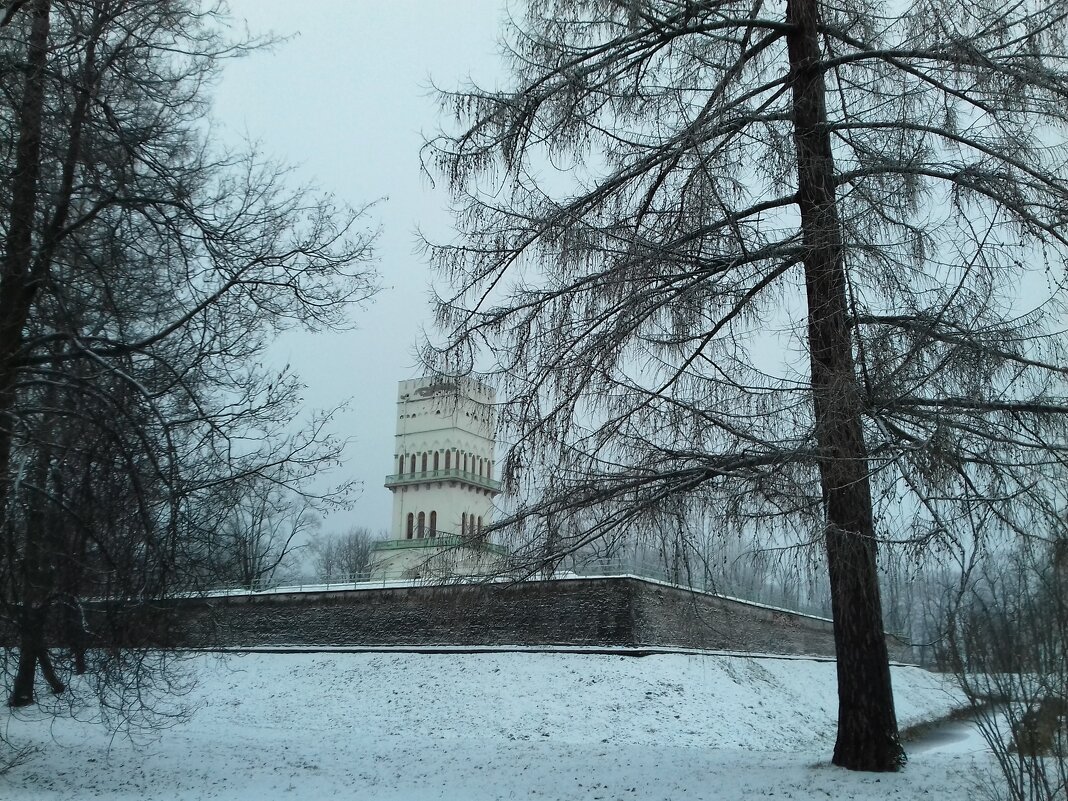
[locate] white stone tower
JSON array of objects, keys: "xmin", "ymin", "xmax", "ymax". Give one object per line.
[
  {"xmin": 386, "ymin": 376, "xmax": 499, "ymax": 538},
  {"xmin": 368, "ymin": 376, "xmax": 505, "ymax": 580}
]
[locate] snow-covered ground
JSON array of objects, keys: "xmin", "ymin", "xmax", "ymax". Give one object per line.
[{"xmin": 2, "ymin": 651, "xmax": 996, "ymax": 800}]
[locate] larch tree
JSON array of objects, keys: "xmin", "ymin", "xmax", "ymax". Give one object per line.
[
  {"xmin": 425, "ymin": 0, "xmax": 1068, "ymax": 771},
  {"xmin": 0, "ymin": 0, "xmax": 376, "ymax": 718}
]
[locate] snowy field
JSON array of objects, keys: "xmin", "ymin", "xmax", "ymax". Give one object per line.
[{"xmin": 2, "ymin": 651, "xmax": 996, "ymax": 800}]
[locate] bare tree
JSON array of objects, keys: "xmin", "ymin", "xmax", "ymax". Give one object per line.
[
  {"xmin": 213, "ymin": 482, "xmax": 321, "ymax": 591},
  {"xmin": 0, "ymin": 0, "xmax": 376, "ymax": 725},
  {"xmin": 309, "ymin": 526, "xmax": 382, "ymax": 581},
  {"xmin": 425, "ymin": 0, "xmax": 1068, "ymax": 771},
  {"xmin": 947, "ymin": 539, "xmax": 1068, "ymax": 801}
]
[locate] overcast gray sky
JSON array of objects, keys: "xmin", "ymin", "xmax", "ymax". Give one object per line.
[{"xmin": 212, "ymin": 1, "xmax": 507, "ymax": 535}]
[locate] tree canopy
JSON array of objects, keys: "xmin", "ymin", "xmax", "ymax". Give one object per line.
[
  {"xmin": 0, "ymin": 0, "xmax": 377, "ymax": 725},
  {"xmin": 426, "ymin": 0, "xmax": 1068, "ymax": 770}
]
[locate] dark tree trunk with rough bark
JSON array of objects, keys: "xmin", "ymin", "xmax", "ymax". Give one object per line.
[
  {"xmin": 9, "ymin": 420, "xmax": 64, "ymax": 706},
  {"xmin": 2, "ymin": 0, "xmax": 52, "ymax": 709},
  {"xmin": 9, "ymin": 606, "xmax": 64, "ymax": 706},
  {"xmin": 786, "ymin": 0, "xmax": 902, "ymax": 771},
  {"xmin": 9, "ymin": 620, "xmax": 40, "ymax": 707},
  {"xmin": 0, "ymin": 0, "xmax": 48, "ymax": 470}
]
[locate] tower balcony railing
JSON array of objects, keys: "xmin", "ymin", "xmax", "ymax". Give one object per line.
[
  {"xmin": 371, "ymin": 535, "xmax": 509, "ymax": 556},
  {"xmin": 383, "ymin": 467, "xmax": 501, "ymax": 493}
]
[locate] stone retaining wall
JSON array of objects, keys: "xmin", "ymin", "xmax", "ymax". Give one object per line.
[{"xmin": 151, "ymin": 576, "xmax": 908, "ymax": 660}]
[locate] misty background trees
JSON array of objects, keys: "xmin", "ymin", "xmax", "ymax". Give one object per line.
[
  {"xmin": 308, "ymin": 526, "xmax": 382, "ymax": 581},
  {"xmin": 0, "ymin": 0, "xmax": 376, "ymax": 720},
  {"xmin": 425, "ymin": 0, "xmax": 1068, "ymax": 771},
  {"xmin": 211, "ymin": 481, "xmax": 322, "ymax": 591},
  {"xmin": 941, "ymin": 539, "xmax": 1068, "ymax": 801}
]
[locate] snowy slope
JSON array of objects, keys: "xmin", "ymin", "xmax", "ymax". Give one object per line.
[{"xmin": 2, "ymin": 651, "xmax": 994, "ymax": 800}]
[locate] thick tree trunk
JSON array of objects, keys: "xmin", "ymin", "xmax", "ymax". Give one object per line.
[
  {"xmin": 786, "ymin": 0, "xmax": 902, "ymax": 771},
  {"xmin": 8, "ymin": 615, "xmax": 41, "ymax": 706},
  {"xmin": 9, "ymin": 606, "xmax": 64, "ymax": 706},
  {"xmin": 0, "ymin": 0, "xmax": 52, "ymax": 708},
  {"xmin": 37, "ymin": 646, "xmax": 64, "ymax": 694},
  {"xmin": 0, "ymin": 0, "xmax": 49, "ymax": 481},
  {"xmin": 9, "ymin": 442, "xmax": 65, "ymax": 706}
]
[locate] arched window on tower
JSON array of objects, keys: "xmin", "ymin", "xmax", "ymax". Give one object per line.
[
  {"xmin": 429, "ymin": 511, "xmax": 437, "ymax": 537},
  {"xmin": 445, "ymin": 450, "xmax": 451, "ymax": 469},
  {"xmin": 410, "ymin": 454, "xmax": 416, "ymax": 473},
  {"xmin": 421, "ymin": 453, "xmax": 428, "ymax": 472},
  {"xmin": 463, "ymin": 453, "xmax": 468, "ymax": 472},
  {"xmin": 433, "ymin": 452, "xmax": 440, "ymax": 470},
  {"xmin": 406, "ymin": 513, "xmax": 414, "ymax": 539},
  {"xmin": 461, "ymin": 512, "xmax": 467, "ymax": 537},
  {"xmin": 478, "ymin": 458, "xmax": 483, "ymax": 476},
  {"xmin": 477, "ymin": 516, "xmax": 483, "ymax": 536},
  {"xmin": 417, "ymin": 511, "xmax": 426, "ymax": 538}
]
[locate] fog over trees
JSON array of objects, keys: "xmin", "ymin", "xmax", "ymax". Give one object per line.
[{"xmin": 425, "ymin": 0, "xmax": 1068, "ymax": 771}]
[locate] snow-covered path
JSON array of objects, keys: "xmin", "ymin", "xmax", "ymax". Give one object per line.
[{"xmin": 3, "ymin": 652, "xmax": 994, "ymax": 800}]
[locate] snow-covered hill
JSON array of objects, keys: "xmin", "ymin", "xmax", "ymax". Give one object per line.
[{"xmin": 3, "ymin": 651, "xmax": 994, "ymax": 800}]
